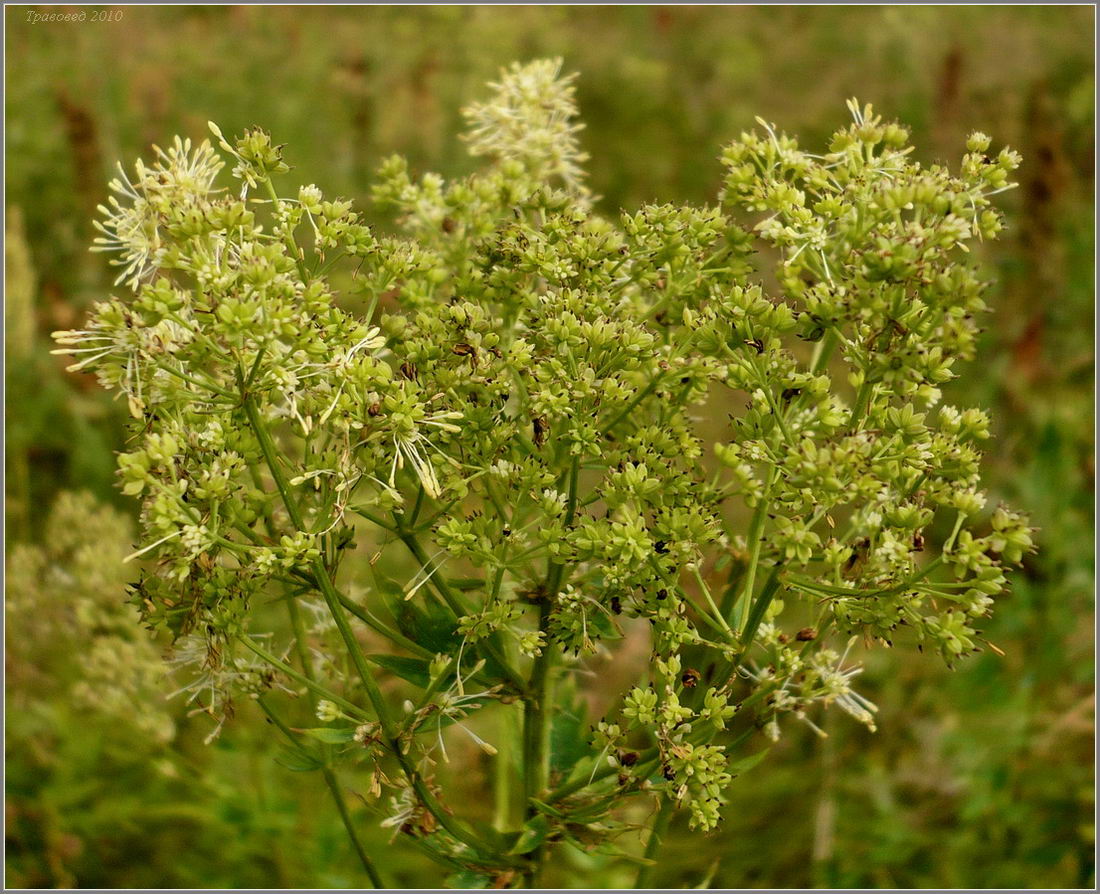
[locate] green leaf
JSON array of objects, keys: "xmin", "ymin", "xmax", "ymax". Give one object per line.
[
  {"xmin": 507, "ymin": 814, "xmax": 550, "ymax": 855},
  {"xmin": 368, "ymin": 653, "xmax": 432, "ymax": 688},
  {"xmin": 274, "ymin": 745, "xmax": 323, "ymax": 772},
  {"xmin": 590, "ymin": 607, "xmax": 619, "ymax": 641},
  {"xmin": 727, "ymin": 748, "xmax": 769, "ymax": 775},
  {"xmin": 381, "ymin": 576, "xmax": 461, "ymax": 653},
  {"xmin": 298, "ymin": 727, "xmax": 357, "ymax": 744},
  {"xmin": 529, "ymin": 798, "xmax": 568, "ymax": 819},
  {"xmin": 695, "ymin": 859, "xmax": 721, "ymax": 888},
  {"xmin": 445, "ymin": 870, "xmax": 492, "ymax": 888},
  {"xmin": 550, "ymin": 680, "xmax": 594, "ymax": 773}
]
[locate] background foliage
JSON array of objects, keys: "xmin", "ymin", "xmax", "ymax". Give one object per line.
[{"xmin": 5, "ymin": 5, "xmax": 1094, "ymax": 888}]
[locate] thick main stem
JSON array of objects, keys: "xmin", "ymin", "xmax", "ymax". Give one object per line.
[
  {"xmin": 521, "ymin": 602, "xmax": 557, "ymax": 888},
  {"xmin": 523, "ymin": 600, "xmax": 557, "ymax": 812},
  {"xmin": 494, "ymin": 703, "xmax": 521, "ymax": 832},
  {"xmin": 521, "ymin": 454, "xmax": 579, "ymax": 886}
]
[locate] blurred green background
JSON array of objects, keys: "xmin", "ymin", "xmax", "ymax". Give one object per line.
[{"xmin": 5, "ymin": 5, "xmax": 1094, "ymax": 888}]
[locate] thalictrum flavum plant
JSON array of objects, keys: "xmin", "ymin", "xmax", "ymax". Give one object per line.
[{"xmin": 54, "ymin": 59, "xmax": 1033, "ymax": 887}]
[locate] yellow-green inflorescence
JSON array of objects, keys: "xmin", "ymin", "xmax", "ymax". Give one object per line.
[{"xmin": 54, "ymin": 59, "xmax": 1031, "ymax": 865}]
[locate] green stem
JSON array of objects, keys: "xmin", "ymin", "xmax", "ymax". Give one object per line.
[
  {"xmin": 850, "ymin": 380, "xmax": 874, "ymax": 430},
  {"xmin": 604, "ymin": 371, "xmax": 667, "ymax": 433},
  {"xmin": 154, "ymin": 360, "xmax": 236, "ymax": 399},
  {"xmin": 494, "ymin": 703, "xmax": 521, "ymax": 832},
  {"xmin": 241, "ymin": 396, "xmax": 304, "ymax": 525},
  {"xmin": 732, "ymin": 472, "xmax": 775, "ymax": 635},
  {"xmin": 312, "ymin": 553, "xmax": 501, "ymax": 858},
  {"xmin": 257, "ymin": 694, "xmax": 300, "ymax": 744},
  {"xmin": 244, "ymin": 345, "xmax": 268, "ymax": 390},
  {"xmin": 737, "ymin": 568, "xmax": 781, "ymax": 653},
  {"xmin": 521, "ymin": 454, "xmax": 579, "ymax": 885},
  {"xmin": 523, "ymin": 600, "xmax": 557, "ymax": 809},
  {"xmin": 397, "ymin": 526, "xmax": 527, "ymax": 693},
  {"xmin": 259, "ymin": 697, "xmax": 386, "ymax": 888},
  {"xmin": 322, "ymin": 767, "xmax": 386, "ymax": 888},
  {"xmin": 335, "ymin": 592, "xmax": 433, "ymax": 658},
  {"xmin": 398, "ymin": 655, "xmax": 460, "ymax": 739},
  {"xmin": 809, "ymin": 328, "xmax": 838, "ymax": 375},
  {"xmin": 407, "ymin": 484, "xmax": 426, "ymax": 528},
  {"xmin": 692, "ymin": 565, "xmax": 733, "ymax": 637},
  {"xmin": 241, "ymin": 636, "xmax": 367, "ymax": 719},
  {"xmin": 396, "ymin": 527, "xmax": 469, "ymax": 618},
  {"xmin": 292, "ymin": 563, "xmax": 436, "ymax": 659},
  {"xmin": 286, "ymin": 593, "xmax": 315, "ymax": 701},
  {"xmin": 741, "ymin": 347, "xmax": 794, "ymax": 444},
  {"xmin": 284, "ymin": 583, "xmax": 386, "ymax": 888},
  {"xmin": 546, "ymin": 742, "xmax": 658, "ymax": 804},
  {"xmin": 547, "ymin": 723, "xmax": 757, "ymax": 809},
  {"xmin": 522, "ymin": 602, "xmax": 558, "ymax": 887},
  {"xmin": 351, "ymin": 506, "xmax": 399, "ymax": 533},
  {"xmin": 523, "ymin": 664, "xmax": 558, "ymax": 884},
  {"xmin": 943, "ymin": 512, "xmax": 966, "ymax": 553},
  {"xmin": 244, "ymin": 393, "xmax": 503, "ymax": 861},
  {"xmin": 635, "ymin": 799, "xmax": 674, "ymax": 888},
  {"xmin": 262, "ymin": 177, "xmax": 310, "ymax": 283}
]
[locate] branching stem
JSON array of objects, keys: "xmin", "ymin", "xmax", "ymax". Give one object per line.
[{"xmin": 243, "ymin": 392, "xmax": 507, "ymax": 864}]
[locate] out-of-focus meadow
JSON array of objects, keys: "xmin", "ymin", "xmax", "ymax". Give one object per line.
[{"xmin": 5, "ymin": 5, "xmax": 1094, "ymax": 888}]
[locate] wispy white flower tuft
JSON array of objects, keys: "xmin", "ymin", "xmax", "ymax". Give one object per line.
[
  {"xmin": 463, "ymin": 58, "xmax": 590, "ymax": 201},
  {"xmin": 389, "ymin": 409, "xmax": 463, "ymax": 499},
  {"xmin": 166, "ymin": 632, "xmax": 286, "ymax": 744},
  {"xmin": 812, "ymin": 638, "xmax": 880, "ymax": 732},
  {"xmin": 92, "ymin": 137, "xmax": 223, "ymax": 291}
]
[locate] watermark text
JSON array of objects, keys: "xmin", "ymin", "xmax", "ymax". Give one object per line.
[{"xmin": 25, "ymin": 8, "xmax": 124, "ymax": 24}]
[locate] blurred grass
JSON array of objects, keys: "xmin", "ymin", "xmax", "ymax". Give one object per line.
[{"xmin": 5, "ymin": 5, "xmax": 1094, "ymax": 888}]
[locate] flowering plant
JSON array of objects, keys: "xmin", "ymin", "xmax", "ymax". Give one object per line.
[{"xmin": 54, "ymin": 59, "xmax": 1032, "ymax": 887}]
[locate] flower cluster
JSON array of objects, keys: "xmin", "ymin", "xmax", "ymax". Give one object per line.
[
  {"xmin": 6, "ymin": 492, "xmax": 175, "ymax": 744},
  {"xmin": 462, "ymin": 57, "xmax": 591, "ymax": 201},
  {"xmin": 55, "ymin": 61, "xmax": 1029, "ymax": 876}
]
